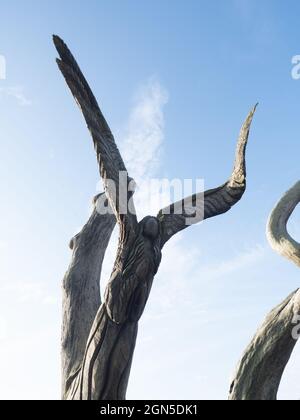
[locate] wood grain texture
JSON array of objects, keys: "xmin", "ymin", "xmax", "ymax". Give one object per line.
[
  {"xmin": 267, "ymin": 181, "xmax": 300, "ymax": 268},
  {"xmin": 54, "ymin": 35, "xmax": 255, "ymax": 400},
  {"xmin": 64, "ymin": 215, "xmax": 162, "ymax": 400},
  {"xmin": 229, "ymin": 289, "xmax": 300, "ymax": 400},
  {"xmin": 61, "ymin": 195, "xmax": 115, "ymax": 399}
]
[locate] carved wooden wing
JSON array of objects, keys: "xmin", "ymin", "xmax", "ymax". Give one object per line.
[
  {"xmin": 157, "ymin": 105, "xmax": 257, "ymax": 247},
  {"xmin": 53, "ymin": 35, "xmax": 137, "ymax": 232}
]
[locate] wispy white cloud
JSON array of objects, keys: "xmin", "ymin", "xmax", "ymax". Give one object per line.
[
  {"xmin": 101, "ymin": 78, "xmax": 169, "ymax": 293},
  {"xmin": 0, "ymin": 86, "xmax": 32, "ymax": 106},
  {"xmin": 121, "ymin": 78, "xmax": 168, "ymax": 183}
]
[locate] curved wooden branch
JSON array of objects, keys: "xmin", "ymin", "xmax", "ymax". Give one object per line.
[
  {"xmin": 267, "ymin": 181, "xmax": 300, "ymax": 268},
  {"xmin": 53, "ymin": 35, "xmax": 137, "ymax": 234},
  {"xmin": 157, "ymin": 105, "xmax": 257, "ymax": 247},
  {"xmin": 229, "ymin": 289, "xmax": 300, "ymax": 400},
  {"xmin": 62, "ymin": 194, "xmax": 115, "ymax": 399}
]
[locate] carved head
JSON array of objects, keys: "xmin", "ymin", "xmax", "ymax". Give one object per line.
[{"xmin": 141, "ymin": 216, "xmax": 160, "ymax": 240}]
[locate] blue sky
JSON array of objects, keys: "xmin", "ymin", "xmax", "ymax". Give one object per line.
[{"xmin": 0, "ymin": 0, "xmax": 300, "ymax": 399}]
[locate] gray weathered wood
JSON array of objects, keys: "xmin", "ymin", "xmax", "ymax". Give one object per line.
[
  {"xmin": 229, "ymin": 289, "xmax": 300, "ymax": 400},
  {"xmin": 267, "ymin": 181, "xmax": 300, "ymax": 267},
  {"xmin": 54, "ymin": 35, "xmax": 256, "ymax": 400},
  {"xmin": 61, "ymin": 195, "xmax": 115, "ymax": 399}
]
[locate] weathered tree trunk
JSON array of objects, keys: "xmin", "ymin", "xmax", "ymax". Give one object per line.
[
  {"xmin": 61, "ymin": 196, "xmax": 115, "ymax": 399},
  {"xmin": 229, "ymin": 289, "xmax": 300, "ymax": 400},
  {"xmin": 67, "ymin": 305, "xmax": 138, "ymax": 400}
]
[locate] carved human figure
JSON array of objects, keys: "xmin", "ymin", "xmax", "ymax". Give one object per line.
[{"xmin": 53, "ymin": 35, "xmax": 256, "ymax": 400}]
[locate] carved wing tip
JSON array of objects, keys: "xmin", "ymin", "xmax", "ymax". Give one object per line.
[
  {"xmin": 53, "ymin": 34, "xmax": 68, "ymax": 57},
  {"xmin": 249, "ymin": 102, "xmax": 258, "ymax": 122},
  {"xmin": 243, "ymin": 103, "xmax": 258, "ymax": 132},
  {"xmin": 52, "ymin": 34, "xmax": 62, "ymax": 45},
  {"xmin": 53, "ymin": 35, "xmax": 77, "ymax": 73},
  {"xmin": 247, "ymin": 103, "xmax": 258, "ymax": 119},
  {"xmin": 53, "ymin": 35, "xmax": 66, "ymax": 58},
  {"xmin": 229, "ymin": 104, "xmax": 257, "ymax": 187}
]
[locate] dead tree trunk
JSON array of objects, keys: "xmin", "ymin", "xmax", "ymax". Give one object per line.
[
  {"xmin": 53, "ymin": 35, "xmax": 256, "ymax": 400},
  {"xmin": 229, "ymin": 181, "xmax": 300, "ymax": 400},
  {"xmin": 61, "ymin": 195, "xmax": 115, "ymax": 399}
]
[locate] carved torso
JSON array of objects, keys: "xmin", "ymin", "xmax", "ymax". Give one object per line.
[{"xmin": 104, "ymin": 216, "xmax": 162, "ymax": 324}]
